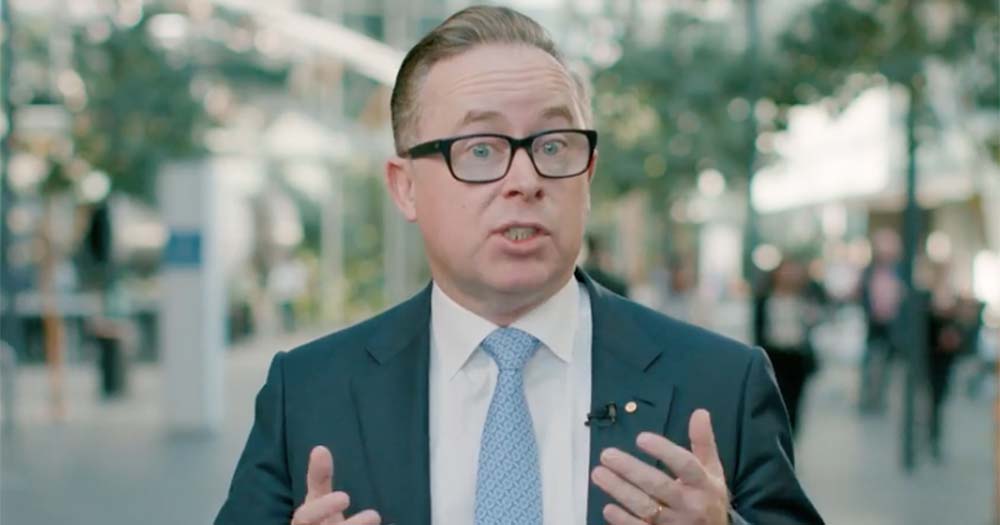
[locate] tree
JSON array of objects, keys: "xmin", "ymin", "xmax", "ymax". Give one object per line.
[
  {"xmin": 592, "ymin": 12, "xmax": 762, "ymax": 206},
  {"xmin": 71, "ymin": 8, "xmax": 289, "ymax": 201},
  {"xmin": 773, "ymin": 0, "xmax": 998, "ymax": 471},
  {"xmin": 3, "ymin": 3, "xmax": 290, "ymax": 412},
  {"xmin": 590, "ymin": 6, "xmax": 799, "ymax": 280},
  {"xmin": 70, "ymin": 16, "xmax": 204, "ymax": 200}
]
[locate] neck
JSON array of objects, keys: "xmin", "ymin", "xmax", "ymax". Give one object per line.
[{"xmin": 434, "ymin": 271, "xmax": 574, "ymax": 326}]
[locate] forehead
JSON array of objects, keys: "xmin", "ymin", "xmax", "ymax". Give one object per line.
[{"xmin": 415, "ymin": 44, "xmax": 583, "ymax": 137}]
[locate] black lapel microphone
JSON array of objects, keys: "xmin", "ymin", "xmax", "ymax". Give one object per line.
[{"xmin": 585, "ymin": 403, "xmax": 617, "ymax": 427}]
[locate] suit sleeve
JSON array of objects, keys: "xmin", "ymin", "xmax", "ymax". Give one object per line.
[
  {"xmin": 216, "ymin": 352, "xmax": 294, "ymax": 524},
  {"xmin": 728, "ymin": 347, "xmax": 824, "ymax": 524}
]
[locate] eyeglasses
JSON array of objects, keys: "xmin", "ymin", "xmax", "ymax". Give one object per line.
[{"xmin": 400, "ymin": 128, "xmax": 598, "ymax": 183}]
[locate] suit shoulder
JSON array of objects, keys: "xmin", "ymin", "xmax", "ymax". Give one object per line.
[{"xmin": 282, "ymin": 298, "xmax": 416, "ymax": 366}]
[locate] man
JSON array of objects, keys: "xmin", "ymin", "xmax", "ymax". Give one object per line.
[
  {"xmin": 217, "ymin": 6, "xmax": 823, "ymax": 525},
  {"xmin": 858, "ymin": 228, "xmax": 904, "ymax": 413}
]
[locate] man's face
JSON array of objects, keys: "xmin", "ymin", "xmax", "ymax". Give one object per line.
[{"xmin": 386, "ymin": 44, "xmax": 595, "ymax": 314}]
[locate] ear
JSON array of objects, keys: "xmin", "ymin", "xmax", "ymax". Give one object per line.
[
  {"xmin": 584, "ymin": 149, "xmax": 598, "ymax": 212},
  {"xmin": 586, "ymin": 148, "xmax": 599, "ymax": 184},
  {"xmin": 385, "ymin": 156, "xmax": 418, "ymax": 222}
]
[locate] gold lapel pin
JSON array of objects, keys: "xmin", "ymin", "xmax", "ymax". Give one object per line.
[{"xmin": 624, "ymin": 400, "xmax": 638, "ymax": 414}]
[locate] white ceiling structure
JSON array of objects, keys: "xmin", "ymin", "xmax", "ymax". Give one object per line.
[{"xmin": 209, "ymin": 0, "xmax": 404, "ymax": 86}]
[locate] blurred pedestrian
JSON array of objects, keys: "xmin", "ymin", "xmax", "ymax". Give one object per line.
[
  {"xmin": 660, "ymin": 254, "xmax": 702, "ymax": 323},
  {"xmin": 859, "ymin": 228, "xmax": 905, "ymax": 413},
  {"xmin": 925, "ymin": 263, "xmax": 983, "ymax": 460},
  {"xmin": 754, "ymin": 258, "xmax": 822, "ymax": 436},
  {"xmin": 582, "ymin": 233, "xmax": 629, "ymax": 296},
  {"xmin": 268, "ymin": 255, "xmax": 309, "ymax": 333}
]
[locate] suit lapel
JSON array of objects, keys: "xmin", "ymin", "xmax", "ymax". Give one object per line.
[
  {"xmin": 579, "ymin": 270, "xmax": 676, "ymax": 524},
  {"xmin": 352, "ymin": 285, "xmax": 433, "ymax": 525},
  {"xmin": 348, "ymin": 273, "xmax": 676, "ymax": 524}
]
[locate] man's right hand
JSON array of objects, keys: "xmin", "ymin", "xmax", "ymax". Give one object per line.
[{"xmin": 291, "ymin": 446, "xmax": 381, "ymax": 525}]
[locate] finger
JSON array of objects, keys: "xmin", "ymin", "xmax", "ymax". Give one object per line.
[
  {"xmin": 306, "ymin": 446, "xmax": 335, "ymax": 502},
  {"xmin": 603, "ymin": 502, "xmax": 679, "ymax": 525},
  {"xmin": 636, "ymin": 432, "xmax": 708, "ymax": 488},
  {"xmin": 343, "ymin": 509, "xmax": 382, "ymax": 524},
  {"xmin": 689, "ymin": 409, "xmax": 724, "ymax": 478},
  {"xmin": 599, "ymin": 448, "xmax": 681, "ymax": 507},
  {"xmin": 591, "ymin": 465, "xmax": 663, "ymax": 520},
  {"xmin": 602, "ymin": 503, "xmax": 648, "ymax": 525},
  {"xmin": 291, "ymin": 491, "xmax": 350, "ymax": 525}
]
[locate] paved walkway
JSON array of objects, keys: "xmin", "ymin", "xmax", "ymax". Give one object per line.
[
  {"xmin": 796, "ymin": 361, "xmax": 994, "ymax": 525},
  {"xmin": 1, "ymin": 328, "xmax": 995, "ymax": 525}
]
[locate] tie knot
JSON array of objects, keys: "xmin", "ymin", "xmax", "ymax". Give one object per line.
[{"xmin": 480, "ymin": 327, "xmax": 539, "ymax": 371}]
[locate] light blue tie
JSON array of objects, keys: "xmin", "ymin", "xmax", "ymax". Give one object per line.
[{"xmin": 474, "ymin": 327, "xmax": 543, "ymax": 525}]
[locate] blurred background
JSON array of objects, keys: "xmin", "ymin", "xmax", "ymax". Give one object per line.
[{"xmin": 0, "ymin": 0, "xmax": 997, "ymax": 523}]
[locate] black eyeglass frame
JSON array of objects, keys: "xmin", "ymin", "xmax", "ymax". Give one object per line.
[{"xmin": 400, "ymin": 128, "xmax": 598, "ymax": 183}]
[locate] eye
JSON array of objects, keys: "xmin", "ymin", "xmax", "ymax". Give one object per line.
[
  {"xmin": 540, "ymin": 139, "xmax": 566, "ymax": 156},
  {"xmin": 470, "ymin": 143, "xmax": 494, "ymax": 158}
]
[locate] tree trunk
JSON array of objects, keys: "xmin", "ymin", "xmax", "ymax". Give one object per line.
[
  {"xmin": 900, "ymin": 80, "xmax": 927, "ymax": 473},
  {"xmin": 743, "ymin": 0, "xmax": 761, "ymax": 330},
  {"xmin": 39, "ymin": 196, "xmax": 66, "ymax": 420}
]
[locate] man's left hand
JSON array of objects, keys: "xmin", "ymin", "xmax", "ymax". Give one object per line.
[{"xmin": 591, "ymin": 409, "xmax": 729, "ymax": 525}]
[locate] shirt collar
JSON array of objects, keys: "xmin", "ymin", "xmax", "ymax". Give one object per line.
[
  {"xmin": 430, "ymin": 276, "xmax": 580, "ymax": 379},
  {"xmin": 509, "ymin": 277, "xmax": 579, "ymax": 364}
]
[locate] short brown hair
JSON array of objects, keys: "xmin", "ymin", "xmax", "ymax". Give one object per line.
[{"xmin": 389, "ymin": 5, "xmax": 591, "ymax": 154}]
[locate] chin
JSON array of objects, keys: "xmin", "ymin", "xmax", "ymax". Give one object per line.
[{"xmin": 483, "ymin": 261, "xmax": 567, "ymax": 297}]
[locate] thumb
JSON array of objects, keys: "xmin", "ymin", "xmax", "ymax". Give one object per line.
[
  {"xmin": 689, "ymin": 409, "xmax": 724, "ymax": 479},
  {"xmin": 305, "ymin": 445, "xmax": 334, "ymax": 502}
]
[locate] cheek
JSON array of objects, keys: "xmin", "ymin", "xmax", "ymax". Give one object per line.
[
  {"xmin": 560, "ymin": 184, "xmax": 591, "ymax": 229},
  {"xmin": 569, "ymin": 189, "xmax": 592, "ymax": 249},
  {"xmin": 415, "ymin": 184, "xmax": 483, "ymax": 249}
]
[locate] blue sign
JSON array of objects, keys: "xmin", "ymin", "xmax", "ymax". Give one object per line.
[{"xmin": 164, "ymin": 230, "xmax": 202, "ymax": 267}]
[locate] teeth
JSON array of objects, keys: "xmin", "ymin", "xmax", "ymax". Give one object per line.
[{"xmin": 504, "ymin": 227, "xmax": 537, "ymax": 241}]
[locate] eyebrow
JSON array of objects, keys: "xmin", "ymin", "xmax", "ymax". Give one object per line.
[
  {"xmin": 453, "ymin": 105, "xmax": 578, "ymax": 133},
  {"xmin": 539, "ymin": 105, "xmax": 576, "ymax": 125},
  {"xmin": 455, "ymin": 110, "xmax": 506, "ymax": 131}
]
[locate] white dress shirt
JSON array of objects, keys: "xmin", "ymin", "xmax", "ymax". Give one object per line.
[{"xmin": 429, "ymin": 277, "xmax": 593, "ymax": 525}]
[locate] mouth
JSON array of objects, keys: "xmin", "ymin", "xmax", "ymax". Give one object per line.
[{"xmin": 494, "ymin": 223, "xmax": 548, "ymax": 243}]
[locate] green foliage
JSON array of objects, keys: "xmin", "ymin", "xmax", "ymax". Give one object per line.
[
  {"xmin": 775, "ymin": 0, "xmax": 998, "ymax": 155},
  {"xmin": 771, "ymin": 1, "xmax": 883, "ymax": 105},
  {"xmin": 69, "ymin": 9, "xmax": 292, "ymax": 201},
  {"xmin": 593, "ymin": 14, "xmax": 757, "ymax": 205},
  {"xmin": 342, "ymin": 172, "xmax": 386, "ymax": 314},
  {"xmin": 71, "ymin": 15, "xmax": 205, "ymax": 201},
  {"xmin": 592, "ymin": 1, "xmax": 999, "ymax": 203}
]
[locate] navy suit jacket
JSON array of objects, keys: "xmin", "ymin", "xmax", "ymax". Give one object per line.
[{"xmin": 217, "ymin": 270, "xmax": 823, "ymax": 524}]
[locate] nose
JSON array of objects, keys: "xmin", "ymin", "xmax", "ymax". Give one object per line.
[{"xmin": 501, "ymin": 147, "xmax": 544, "ymax": 200}]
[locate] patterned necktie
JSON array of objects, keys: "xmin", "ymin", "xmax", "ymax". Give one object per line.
[{"xmin": 474, "ymin": 327, "xmax": 543, "ymax": 525}]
